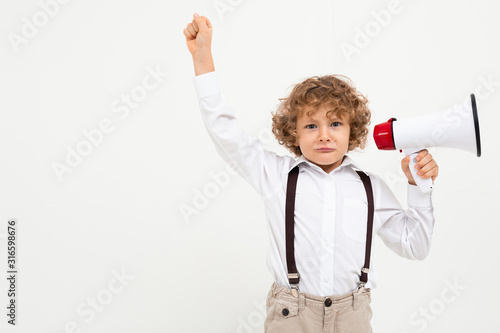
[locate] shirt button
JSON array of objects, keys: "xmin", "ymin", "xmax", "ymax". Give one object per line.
[
  {"xmin": 282, "ymin": 308, "xmax": 289, "ymax": 316},
  {"xmin": 324, "ymin": 298, "xmax": 332, "ymax": 307},
  {"xmin": 324, "ymin": 277, "xmax": 329, "ymax": 282}
]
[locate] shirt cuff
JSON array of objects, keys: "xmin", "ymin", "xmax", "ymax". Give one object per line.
[
  {"xmin": 192, "ymin": 71, "xmax": 220, "ymax": 99},
  {"xmin": 407, "ymin": 183, "xmax": 433, "ymax": 207}
]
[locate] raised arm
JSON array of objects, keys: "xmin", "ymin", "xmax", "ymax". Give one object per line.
[{"xmin": 183, "ymin": 13, "xmax": 287, "ymax": 198}]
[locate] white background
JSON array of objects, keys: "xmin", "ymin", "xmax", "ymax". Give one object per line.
[{"xmin": 1, "ymin": 0, "xmax": 498, "ymax": 332}]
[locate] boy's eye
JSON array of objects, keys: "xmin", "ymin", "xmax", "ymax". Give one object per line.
[{"xmin": 305, "ymin": 122, "xmax": 341, "ymax": 129}]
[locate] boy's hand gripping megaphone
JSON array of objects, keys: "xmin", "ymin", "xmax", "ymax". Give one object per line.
[{"xmin": 373, "ymin": 94, "xmax": 481, "ymax": 193}]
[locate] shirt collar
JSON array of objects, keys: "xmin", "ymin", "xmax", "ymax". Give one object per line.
[{"xmin": 287, "ymin": 154, "xmax": 366, "ymax": 175}]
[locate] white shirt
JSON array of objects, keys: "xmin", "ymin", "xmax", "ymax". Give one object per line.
[{"xmin": 192, "ymin": 71, "xmax": 435, "ymax": 297}]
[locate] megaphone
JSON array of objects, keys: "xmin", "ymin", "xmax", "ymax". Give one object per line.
[{"xmin": 373, "ymin": 93, "xmax": 481, "ymax": 193}]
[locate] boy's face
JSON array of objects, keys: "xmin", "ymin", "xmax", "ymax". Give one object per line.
[{"xmin": 294, "ymin": 104, "xmax": 351, "ymax": 174}]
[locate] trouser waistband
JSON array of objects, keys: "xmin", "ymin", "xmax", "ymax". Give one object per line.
[{"xmin": 270, "ymin": 282, "xmax": 370, "ymax": 311}]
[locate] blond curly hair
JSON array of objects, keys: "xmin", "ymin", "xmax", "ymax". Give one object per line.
[{"xmin": 271, "ymin": 74, "xmax": 371, "ymax": 158}]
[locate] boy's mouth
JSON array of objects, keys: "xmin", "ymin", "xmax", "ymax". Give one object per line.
[{"xmin": 316, "ymin": 148, "xmax": 335, "ymax": 152}]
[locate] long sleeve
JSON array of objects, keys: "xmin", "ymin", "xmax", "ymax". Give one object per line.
[
  {"xmin": 192, "ymin": 71, "xmax": 286, "ymax": 198},
  {"xmin": 372, "ymin": 173, "xmax": 435, "ymax": 261}
]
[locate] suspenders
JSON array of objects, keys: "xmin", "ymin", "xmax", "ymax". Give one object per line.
[{"xmin": 285, "ymin": 165, "xmax": 375, "ymax": 297}]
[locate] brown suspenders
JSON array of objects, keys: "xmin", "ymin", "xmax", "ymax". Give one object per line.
[{"xmin": 285, "ymin": 165, "xmax": 375, "ymax": 296}]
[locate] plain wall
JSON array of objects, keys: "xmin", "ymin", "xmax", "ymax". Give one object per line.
[{"xmin": 0, "ymin": 0, "xmax": 498, "ymax": 332}]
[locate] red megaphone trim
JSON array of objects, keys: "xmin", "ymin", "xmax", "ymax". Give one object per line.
[{"xmin": 373, "ymin": 118, "xmax": 397, "ymax": 150}]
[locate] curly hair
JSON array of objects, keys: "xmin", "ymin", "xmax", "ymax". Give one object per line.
[{"xmin": 271, "ymin": 74, "xmax": 371, "ymax": 158}]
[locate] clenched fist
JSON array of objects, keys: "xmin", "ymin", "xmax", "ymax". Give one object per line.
[{"xmin": 183, "ymin": 13, "xmax": 213, "ymax": 56}]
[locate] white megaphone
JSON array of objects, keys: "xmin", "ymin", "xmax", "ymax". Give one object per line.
[{"xmin": 373, "ymin": 93, "xmax": 481, "ymax": 193}]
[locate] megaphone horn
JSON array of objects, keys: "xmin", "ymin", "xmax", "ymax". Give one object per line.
[{"xmin": 373, "ymin": 93, "xmax": 482, "ymax": 193}]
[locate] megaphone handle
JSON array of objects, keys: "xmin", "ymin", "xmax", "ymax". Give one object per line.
[{"xmin": 408, "ymin": 152, "xmax": 433, "ymax": 193}]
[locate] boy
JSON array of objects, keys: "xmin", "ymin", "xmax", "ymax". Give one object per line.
[{"xmin": 184, "ymin": 13, "xmax": 438, "ymax": 333}]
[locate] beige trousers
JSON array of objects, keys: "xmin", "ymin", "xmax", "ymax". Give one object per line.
[{"xmin": 264, "ymin": 282, "xmax": 373, "ymax": 333}]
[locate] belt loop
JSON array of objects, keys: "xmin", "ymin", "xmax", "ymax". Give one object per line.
[
  {"xmin": 272, "ymin": 282, "xmax": 278, "ymax": 297},
  {"xmin": 352, "ymin": 292, "xmax": 360, "ymax": 311},
  {"xmin": 298, "ymin": 292, "xmax": 305, "ymax": 310},
  {"xmin": 352, "ymin": 287, "xmax": 362, "ymax": 311}
]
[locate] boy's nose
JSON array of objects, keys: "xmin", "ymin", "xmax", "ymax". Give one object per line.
[{"xmin": 319, "ymin": 129, "xmax": 332, "ymax": 142}]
